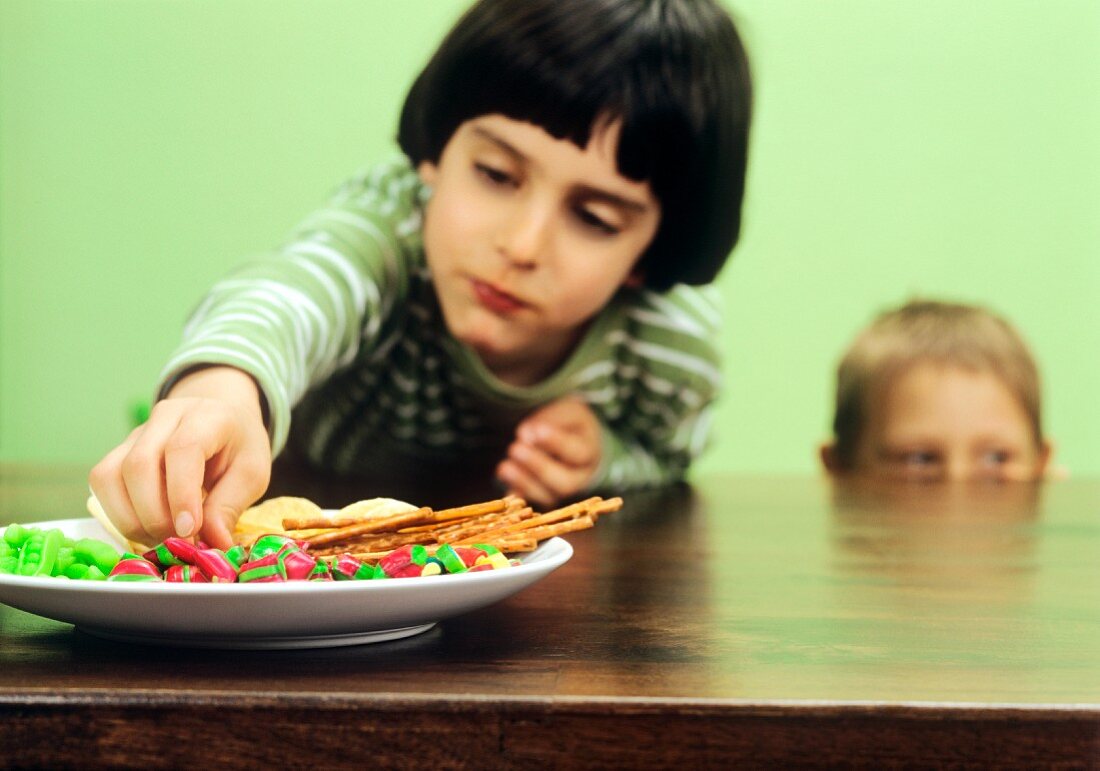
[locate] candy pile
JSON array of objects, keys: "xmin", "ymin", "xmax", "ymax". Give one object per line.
[
  {"xmin": 1, "ymin": 524, "xmax": 120, "ymax": 580},
  {"xmin": 105, "ymin": 534, "xmax": 518, "ymax": 583}
]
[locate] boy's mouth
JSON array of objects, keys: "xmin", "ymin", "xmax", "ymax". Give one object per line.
[{"xmin": 471, "ymin": 279, "xmax": 527, "ymax": 314}]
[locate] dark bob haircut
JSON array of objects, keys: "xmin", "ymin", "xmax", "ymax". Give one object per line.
[{"xmin": 398, "ymin": 0, "xmax": 752, "ymax": 291}]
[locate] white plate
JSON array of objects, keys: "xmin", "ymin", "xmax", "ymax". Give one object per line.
[{"xmin": 0, "ymin": 518, "xmax": 572, "ymax": 649}]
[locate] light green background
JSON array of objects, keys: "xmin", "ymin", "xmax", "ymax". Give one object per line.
[{"xmin": 2, "ymin": 0, "xmax": 1098, "ymax": 476}]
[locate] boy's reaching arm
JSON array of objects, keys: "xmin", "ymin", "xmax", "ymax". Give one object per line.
[
  {"xmin": 91, "ymin": 160, "xmax": 424, "ymax": 545},
  {"xmin": 88, "ymin": 365, "xmax": 271, "ymax": 550},
  {"xmin": 158, "ymin": 160, "xmax": 424, "ymax": 459}
]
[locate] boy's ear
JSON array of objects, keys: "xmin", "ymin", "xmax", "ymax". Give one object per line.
[
  {"xmin": 417, "ymin": 160, "xmax": 438, "ymax": 186},
  {"xmin": 819, "ymin": 442, "xmax": 842, "ymax": 475},
  {"xmin": 1036, "ymin": 440, "xmax": 1062, "ymax": 480}
]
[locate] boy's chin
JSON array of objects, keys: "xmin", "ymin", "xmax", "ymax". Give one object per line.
[{"xmin": 454, "ymin": 327, "xmax": 519, "ymax": 362}]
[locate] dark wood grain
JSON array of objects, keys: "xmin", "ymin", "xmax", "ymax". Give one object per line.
[{"xmin": 2, "ymin": 462, "xmax": 1099, "ymax": 767}]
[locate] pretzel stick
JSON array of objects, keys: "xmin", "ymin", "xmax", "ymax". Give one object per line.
[
  {"xmin": 310, "ymin": 513, "xmax": 504, "ymax": 555},
  {"xmin": 381, "ymin": 500, "xmax": 509, "ymax": 535},
  {"xmin": 591, "ymin": 496, "xmax": 623, "ymax": 517},
  {"xmin": 283, "ymin": 516, "xmax": 363, "ymax": 531},
  {"xmin": 431, "ymin": 498, "xmax": 507, "ymax": 520},
  {"xmin": 310, "ymin": 531, "xmax": 429, "ymax": 557},
  {"xmin": 457, "ymin": 514, "xmax": 595, "ymax": 545},
  {"xmin": 439, "ymin": 505, "xmax": 578, "ymax": 543},
  {"xmin": 451, "ymin": 497, "xmax": 598, "ymax": 539},
  {"xmin": 398, "ymin": 518, "xmax": 475, "ymax": 534},
  {"xmin": 491, "ymin": 538, "xmax": 538, "ymax": 553},
  {"xmin": 437, "ymin": 507, "xmax": 535, "ymax": 541},
  {"xmin": 304, "ymin": 507, "xmax": 433, "ymax": 548},
  {"xmin": 503, "ymin": 495, "xmax": 527, "ymax": 512}
]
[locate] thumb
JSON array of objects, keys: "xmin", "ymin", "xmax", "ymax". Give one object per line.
[{"xmin": 199, "ymin": 462, "xmax": 267, "ymax": 550}]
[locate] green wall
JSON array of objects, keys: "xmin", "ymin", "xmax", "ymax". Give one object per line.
[{"xmin": 2, "ymin": 0, "xmax": 1098, "ymax": 476}]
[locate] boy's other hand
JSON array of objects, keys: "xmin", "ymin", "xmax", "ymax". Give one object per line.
[
  {"xmin": 88, "ymin": 366, "xmax": 271, "ymax": 551},
  {"xmin": 496, "ymin": 396, "xmax": 601, "ymax": 508}
]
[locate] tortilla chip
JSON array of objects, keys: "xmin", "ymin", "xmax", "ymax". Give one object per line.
[
  {"xmin": 338, "ymin": 497, "xmax": 420, "ymax": 520},
  {"xmin": 234, "ymin": 496, "xmax": 324, "ymax": 539}
]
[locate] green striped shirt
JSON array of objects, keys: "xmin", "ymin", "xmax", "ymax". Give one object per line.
[{"xmin": 159, "ymin": 157, "xmax": 723, "ymax": 492}]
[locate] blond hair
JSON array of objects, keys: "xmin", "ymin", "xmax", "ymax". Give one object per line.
[{"xmin": 831, "ymin": 300, "xmax": 1043, "ymax": 469}]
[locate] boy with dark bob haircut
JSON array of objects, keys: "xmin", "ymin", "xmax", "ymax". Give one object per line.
[
  {"xmin": 90, "ymin": 0, "xmax": 754, "ymax": 549},
  {"xmin": 820, "ymin": 300, "xmax": 1053, "ymax": 482},
  {"xmin": 398, "ymin": 0, "xmax": 751, "ymax": 291}
]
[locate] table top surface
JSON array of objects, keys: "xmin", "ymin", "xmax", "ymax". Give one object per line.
[{"xmin": 1, "ymin": 463, "xmax": 1099, "ymax": 709}]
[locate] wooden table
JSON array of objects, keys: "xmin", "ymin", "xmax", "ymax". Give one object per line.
[{"xmin": 1, "ymin": 463, "xmax": 1098, "ymax": 768}]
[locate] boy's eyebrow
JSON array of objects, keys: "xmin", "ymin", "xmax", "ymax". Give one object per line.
[{"xmin": 470, "ymin": 126, "xmax": 652, "ymax": 214}]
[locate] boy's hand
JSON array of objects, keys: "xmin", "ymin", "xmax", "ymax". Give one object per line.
[
  {"xmin": 88, "ymin": 366, "xmax": 271, "ymax": 551},
  {"xmin": 496, "ymin": 396, "xmax": 602, "ymax": 508}
]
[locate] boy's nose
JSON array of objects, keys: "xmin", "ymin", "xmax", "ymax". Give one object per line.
[
  {"xmin": 944, "ymin": 454, "xmax": 975, "ymax": 482},
  {"xmin": 496, "ymin": 198, "xmax": 552, "ymax": 269}
]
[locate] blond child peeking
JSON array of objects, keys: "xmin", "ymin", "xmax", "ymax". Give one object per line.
[
  {"xmin": 820, "ymin": 300, "xmax": 1053, "ymax": 483},
  {"xmin": 89, "ymin": 0, "xmax": 753, "ymax": 549}
]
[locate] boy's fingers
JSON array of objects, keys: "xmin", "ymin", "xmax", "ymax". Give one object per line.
[
  {"xmin": 534, "ymin": 395, "xmax": 597, "ymax": 428},
  {"xmin": 496, "ymin": 458, "xmax": 558, "ymax": 509},
  {"xmin": 121, "ymin": 406, "xmax": 186, "ymax": 543},
  {"xmin": 505, "ymin": 442, "xmax": 587, "ymax": 504},
  {"xmin": 163, "ymin": 412, "xmax": 236, "ymax": 539},
  {"xmin": 88, "ymin": 439, "xmax": 146, "ymax": 545},
  {"xmin": 517, "ymin": 421, "xmax": 597, "ymax": 468},
  {"xmin": 200, "ymin": 456, "xmax": 269, "ymax": 551}
]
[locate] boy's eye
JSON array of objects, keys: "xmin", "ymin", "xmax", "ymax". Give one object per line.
[
  {"xmin": 575, "ymin": 206, "xmax": 621, "ymax": 236},
  {"xmin": 980, "ymin": 449, "xmax": 1012, "ymax": 467},
  {"xmin": 901, "ymin": 451, "xmax": 938, "ymax": 467},
  {"xmin": 474, "ymin": 162, "xmax": 517, "ymax": 188}
]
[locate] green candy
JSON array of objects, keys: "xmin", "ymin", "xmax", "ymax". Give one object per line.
[
  {"xmin": 434, "ymin": 544, "xmax": 467, "ymax": 574},
  {"xmin": 410, "ymin": 544, "xmax": 429, "ymax": 566},
  {"xmin": 73, "ymin": 538, "xmax": 121, "ymax": 575},
  {"xmin": 15, "ymin": 530, "xmax": 60, "ymax": 577},
  {"xmin": 250, "ymin": 535, "xmax": 294, "ymax": 560},
  {"xmin": 107, "ymin": 573, "xmax": 161, "ymax": 582},
  {"xmin": 31, "ymin": 530, "xmax": 63, "ymax": 576},
  {"xmin": 64, "ymin": 563, "xmax": 90, "ymax": 580},
  {"xmin": 238, "ymin": 563, "xmax": 281, "ymax": 583},
  {"xmin": 55, "ymin": 547, "xmax": 75, "ymax": 576},
  {"xmin": 0, "ymin": 528, "xmax": 121, "ymax": 580},
  {"xmin": 225, "ymin": 545, "xmax": 249, "ymax": 570},
  {"xmin": 472, "ymin": 543, "xmax": 501, "ymax": 556},
  {"xmin": 4, "ymin": 523, "xmax": 29, "ymax": 548}
]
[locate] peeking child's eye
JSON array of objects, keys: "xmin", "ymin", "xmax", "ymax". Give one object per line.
[
  {"xmin": 474, "ymin": 162, "xmax": 517, "ymax": 188},
  {"xmin": 575, "ymin": 206, "xmax": 621, "ymax": 236},
  {"xmin": 900, "ymin": 450, "xmax": 938, "ymax": 467},
  {"xmin": 980, "ymin": 449, "xmax": 1012, "ymax": 467}
]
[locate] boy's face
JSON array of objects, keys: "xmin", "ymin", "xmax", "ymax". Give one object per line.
[
  {"xmin": 417, "ymin": 114, "xmax": 660, "ymax": 385},
  {"xmin": 830, "ymin": 362, "xmax": 1051, "ymax": 482}
]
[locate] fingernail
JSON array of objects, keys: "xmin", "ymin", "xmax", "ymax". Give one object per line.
[
  {"xmin": 510, "ymin": 443, "xmax": 530, "ymax": 461},
  {"xmin": 175, "ymin": 510, "xmax": 194, "ymax": 537},
  {"xmin": 519, "ymin": 424, "xmax": 537, "ymax": 443}
]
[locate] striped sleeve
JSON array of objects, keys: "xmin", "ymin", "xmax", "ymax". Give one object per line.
[
  {"xmin": 157, "ymin": 159, "xmax": 425, "ymax": 455},
  {"xmin": 586, "ymin": 284, "xmax": 723, "ymax": 491}
]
